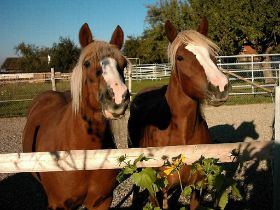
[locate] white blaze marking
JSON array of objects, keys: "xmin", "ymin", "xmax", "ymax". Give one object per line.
[
  {"xmin": 100, "ymin": 57, "xmax": 127, "ymax": 104},
  {"xmin": 185, "ymin": 44, "xmax": 228, "ymax": 92}
]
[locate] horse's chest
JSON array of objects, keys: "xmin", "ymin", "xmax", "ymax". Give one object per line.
[
  {"xmin": 141, "ymin": 125, "xmax": 177, "ymax": 147},
  {"xmin": 141, "ymin": 121, "xmax": 211, "ymax": 147}
]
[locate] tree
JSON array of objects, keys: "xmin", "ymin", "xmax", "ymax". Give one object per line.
[
  {"xmin": 49, "ymin": 37, "xmax": 80, "ymax": 72},
  {"xmin": 188, "ymin": 0, "xmax": 280, "ymax": 55},
  {"xmin": 124, "ymin": 0, "xmax": 191, "ymax": 63},
  {"xmin": 123, "ymin": 36, "xmax": 142, "ymax": 60},
  {"xmin": 146, "ymin": 0, "xmax": 191, "ymax": 30},
  {"xmin": 123, "ymin": 0, "xmax": 280, "ymax": 63},
  {"xmin": 14, "ymin": 37, "xmax": 80, "ymax": 73},
  {"xmin": 14, "ymin": 42, "xmax": 50, "ymax": 72}
]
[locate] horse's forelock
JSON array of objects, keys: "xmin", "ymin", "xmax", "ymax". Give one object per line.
[
  {"xmin": 70, "ymin": 41, "xmax": 128, "ymax": 114},
  {"xmin": 168, "ymin": 30, "xmax": 220, "ymax": 69},
  {"xmin": 70, "ymin": 42, "xmax": 96, "ymax": 114}
]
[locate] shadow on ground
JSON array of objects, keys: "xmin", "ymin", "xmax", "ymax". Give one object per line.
[{"xmin": 209, "ymin": 121, "xmax": 259, "ymax": 143}]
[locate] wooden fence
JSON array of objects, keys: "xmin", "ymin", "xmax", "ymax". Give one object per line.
[
  {"xmin": 0, "ymin": 66, "xmax": 279, "ymax": 209},
  {"xmin": 0, "ymin": 141, "xmax": 273, "ymax": 173}
]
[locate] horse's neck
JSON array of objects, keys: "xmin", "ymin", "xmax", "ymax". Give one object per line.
[
  {"xmin": 67, "ymin": 104, "xmax": 107, "ymax": 149},
  {"xmin": 165, "ymin": 73, "xmax": 206, "ymax": 140}
]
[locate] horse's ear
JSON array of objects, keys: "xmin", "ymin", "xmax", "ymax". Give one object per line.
[
  {"xmin": 110, "ymin": 25, "xmax": 124, "ymax": 49},
  {"xmin": 79, "ymin": 23, "xmax": 93, "ymax": 48},
  {"xmin": 197, "ymin": 16, "xmax": 208, "ymax": 36},
  {"xmin": 165, "ymin": 20, "xmax": 178, "ymax": 43}
]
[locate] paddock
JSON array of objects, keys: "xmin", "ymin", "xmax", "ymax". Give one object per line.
[
  {"xmin": 0, "ymin": 102, "xmax": 277, "ymax": 210},
  {"xmin": 0, "ymin": 56, "xmax": 279, "ymax": 208}
]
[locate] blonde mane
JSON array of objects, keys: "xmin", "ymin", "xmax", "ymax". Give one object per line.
[
  {"xmin": 70, "ymin": 41, "xmax": 130, "ymax": 114},
  {"xmin": 70, "ymin": 55, "xmax": 83, "ymax": 114},
  {"xmin": 168, "ymin": 30, "xmax": 220, "ymax": 69}
]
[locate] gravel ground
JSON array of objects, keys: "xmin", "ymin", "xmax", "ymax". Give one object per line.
[{"xmin": 0, "ymin": 103, "xmax": 275, "ymax": 209}]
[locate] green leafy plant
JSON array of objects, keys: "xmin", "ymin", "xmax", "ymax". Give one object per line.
[
  {"xmin": 180, "ymin": 157, "xmax": 242, "ymax": 210},
  {"xmin": 117, "ymin": 154, "xmax": 242, "ymax": 210},
  {"xmin": 117, "ymin": 154, "xmax": 168, "ymax": 208}
]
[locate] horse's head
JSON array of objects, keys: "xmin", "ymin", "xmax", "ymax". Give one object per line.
[
  {"xmin": 165, "ymin": 18, "xmax": 230, "ymax": 106},
  {"xmin": 71, "ymin": 23, "xmax": 130, "ymax": 119}
]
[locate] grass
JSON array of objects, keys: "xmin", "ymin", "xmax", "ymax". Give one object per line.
[
  {"xmin": 0, "ymin": 81, "xmax": 70, "ymax": 117},
  {"xmin": 131, "ymin": 78, "xmax": 169, "ymax": 94},
  {"xmin": 0, "ymin": 79, "xmax": 274, "ymax": 117}
]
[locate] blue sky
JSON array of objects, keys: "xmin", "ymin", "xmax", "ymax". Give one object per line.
[{"xmin": 0, "ymin": 0, "xmax": 158, "ymax": 66}]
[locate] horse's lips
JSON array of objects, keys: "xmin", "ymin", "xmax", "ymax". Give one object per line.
[
  {"xmin": 206, "ymin": 93, "xmax": 228, "ymax": 106},
  {"xmin": 102, "ymin": 99, "xmax": 129, "ymax": 119},
  {"xmin": 103, "ymin": 110, "xmax": 125, "ymax": 120}
]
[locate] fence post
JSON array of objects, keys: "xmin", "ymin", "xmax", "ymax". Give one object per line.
[
  {"xmin": 274, "ymin": 86, "xmax": 280, "ymax": 210},
  {"xmin": 278, "ymin": 64, "xmax": 280, "ymax": 86},
  {"xmin": 51, "ymin": 67, "xmax": 56, "ymax": 91},
  {"xmin": 128, "ymin": 65, "xmax": 132, "ymax": 100},
  {"xmin": 153, "ymin": 65, "xmax": 156, "ymax": 80},
  {"xmin": 251, "ymin": 54, "xmax": 255, "ymax": 94}
]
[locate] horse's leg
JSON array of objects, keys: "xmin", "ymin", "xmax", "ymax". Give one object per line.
[
  {"xmin": 188, "ymin": 172, "xmax": 201, "ymax": 210},
  {"xmin": 162, "ymin": 189, "xmax": 168, "ymax": 210},
  {"xmin": 190, "ymin": 191, "xmax": 199, "ymax": 210},
  {"xmin": 83, "ymin": 170, "xmax": 117, "ymax": 210}
]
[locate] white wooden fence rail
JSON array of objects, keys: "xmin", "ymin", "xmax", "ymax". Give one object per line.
[{"xmin": 0, "ymin": 141, "xmax": 274, "ymax": 173}]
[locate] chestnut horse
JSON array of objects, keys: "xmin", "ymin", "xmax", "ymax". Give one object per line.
[
  {"xmin": 128, "ymin": 18, "xmax": 230, "ymax": 209},
  {"xmin": 22, "ymin": 23, "xmax": 130, "ymax": 210}
]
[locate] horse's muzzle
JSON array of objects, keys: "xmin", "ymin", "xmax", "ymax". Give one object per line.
[
  {"xmin": 101, "ymin": 89, "xmax": 130, "ymax": 119},
  {"xmin": 206, "ymin": 83, "xmax": 231, "ymax": 106}
]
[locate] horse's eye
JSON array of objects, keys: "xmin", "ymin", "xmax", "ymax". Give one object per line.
[
  {"xmin": 83, "ymin": 60, "xmax": 90, "ymax": 68},
  {"xmin": 176, "ymin": 55, "xmax": 184, "ymax": 61},
  {"xmin": 96, "ymin": 69, "xmax": 102, "ymax": 77}
]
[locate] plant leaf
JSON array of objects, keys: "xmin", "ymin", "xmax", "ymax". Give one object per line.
[
  {"xmin": 218, "ymin": 190, "xmax": 229, "ymax": 210},
  {"xmin": 143, "ymin": 202, "xmax": 153, "ymax": 210},
  {"xmin": 123, "ymin": 165, "xmax": 137, "ymax": 174},
  {"xmin": 133, "ymin": 153, "xmax": 151, "ymax": 165},
  {"xmin": 155, "ymin": 177, "xmax": 168, "ymax": 190},
  {"xmin": 213, "ymin": 174, "xmax": 225, "ymax": 192},
  {"xmin": 231, "ymin": 183, "xmax": 242, "ymax": 200},
  {"xmin": 116, "ymin": 171, "xmax": 129, "ymax": 183},
  {"xmin": 131, "ymin": 168, "xmax": 157, "ymax": 194},
  {"xmin": 182, "ymin": 185, "xmax": 193, "ymax": 197}
]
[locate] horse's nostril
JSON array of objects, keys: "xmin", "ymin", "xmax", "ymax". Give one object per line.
[
  {"xmin": 106, "ymin": 88, "xmax": 114, "ymax": 99},
  {"xmin": 223, "ymin": 83, "xmax": 231, "ymax": 92},
  {"xmin": 122, "ymin": 90, "xmax": 129, "ymax": 101}
]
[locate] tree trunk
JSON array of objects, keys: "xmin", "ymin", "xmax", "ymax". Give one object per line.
[{"xmin": 262, "ymin": 46, "xmax": 275, "ymax": 84}]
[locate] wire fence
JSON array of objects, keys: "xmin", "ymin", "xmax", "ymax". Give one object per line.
[{"xmin": 0, "ymin": 54, "xmax": 279, "ymax": 117}]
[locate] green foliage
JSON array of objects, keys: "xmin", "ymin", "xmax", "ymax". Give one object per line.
[
  {"xmin": 117, "ymin": 154, "xmax": 168, "ymax": 208},
  {"xmin": 117, "ymin": 154, "xmax": 242, "ymax": 210},
  {"xmin": 14, "ymin": 37, "xmax": 79, "ymax": 73},
  {"xmin": 50, "ymin": 37, "xmax": 80, "ymax": 72},
  {"xmin": 123, "ymin": 0, "xmax": 280, "ymax": 63},
  {"xmin": 131, "ymin": 168, "xmax": 158, "ymax": 195},
  {"xmin": 14, "ymin": 42, "xmax": 50, "ymax": 72},
  {"xmin": 117, "ymin": 153, "xmax": 152, "ymax": 183},
  {"xmin": 188, "ymin": 0, "xmax": 280, "ymax": 55},
  {"xmin": 186, "ymin": 157, "xmax": 243, "ymax": 210}
]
